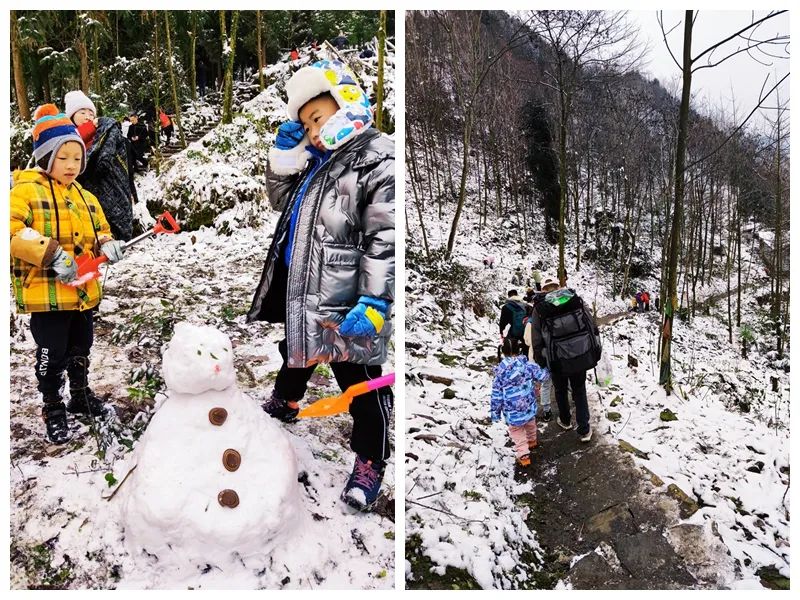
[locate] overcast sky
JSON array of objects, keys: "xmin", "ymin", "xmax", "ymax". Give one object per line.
[{"xmin": 628, "ymin": 10, "xmax": 790, "ymax": 133}]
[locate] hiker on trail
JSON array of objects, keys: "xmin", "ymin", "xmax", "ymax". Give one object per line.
[
  {"xmin": 197, "ymin": 59, "xmax": 208, "ymax": 97},
  {"xmin": 10, "ymin": 105, "xmax": 126, "ymax": 444},
  {"xmin": 247, "ymin": 59, "xmax": 394, "ymax": 512},
  {"xmin": 126, "ymin": 113, "xmax": 150, "ymax": 173},
  {"xmin": 642, "ymin": 290, "xmax": 651, "ymax": 312},
  {"xmin": 524, "ymin": 276, "xmax": 558, "ymax": 422},
  {"xmin": 635, "ymin": 291, "xmax": 644, "ymax": 312},
  {"xmin": 531, "ymin": 269, "xmax": 542, "ymax": 291},
  {"xmin": 331, "ymin": 31, "xmax": 349, "ymax": 50},
  {"xmin": 159, "ymin": 109, "xmax": 174, "ymax": 146},
  {"xmin": 511, "ymin": 265, "xmax": 525, "ymax": 287},
  {"xmin": 65, "ymin": 91, "xmax": 135, "ymax": 241},
  {"xmin": 531, "ymin": 278, "xmax": 602, "ymax": 442},
  {"xmin": 482, "ymin": 254, "xmax": 495, "ymax": 269},
  {"xmin": 654, "ymin": 295, "xmax": 660, "ymax": 312},
  {"xmin": 500, "ymin": 289, "xmax": 530, "ymax": 355},
  {"xmin": 491, "ymin": 337, "xmax": 549, "ymax": 467},
  {"xmin": 523, "ymin": 287, "xmax": 536, "ymax": 303},
  {"xmin": 629, "ymin": 296, "xmax": 638, "ymax": 312},
  {"xmin": 290, "ymin": 46, "xmax": 300, "ymax": 61}
]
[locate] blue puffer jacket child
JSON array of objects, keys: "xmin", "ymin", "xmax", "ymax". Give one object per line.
[{"xmin": 491, "ymin": 356, "xmax": 549, "ymax": 426}]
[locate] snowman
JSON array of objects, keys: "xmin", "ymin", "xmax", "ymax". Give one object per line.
[{"xmin": 120, "ymin": 322, "xmax": 302, "ymax": 570}]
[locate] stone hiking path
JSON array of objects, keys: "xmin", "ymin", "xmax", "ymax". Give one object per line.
[
  {"xmin": 512, "ymin": 286, "xmax": 758, "ymax": 589},
  {"xmin": 519, "ymin": 405, "xmax": 716, "ymax": 589},
  {"xmin": 503, "ymin": 308, "xmax": 714, "ymax": 589}
]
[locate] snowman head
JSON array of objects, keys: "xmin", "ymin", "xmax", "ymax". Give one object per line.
[{"xmin": 162, "ymin": 322, "xmax": 237, "ymax": 395}]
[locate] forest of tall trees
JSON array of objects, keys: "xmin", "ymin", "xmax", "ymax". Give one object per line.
[
  {"xmin": 10, "ymin": 10, "xmax": 394, "ymax": 119},
  {"xmin": 406, "ymin": 10, "xmax": 789, "ymax": 392}
]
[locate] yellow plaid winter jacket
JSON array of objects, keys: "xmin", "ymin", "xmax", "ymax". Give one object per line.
[{"xmin": 10, "ymin": 169, "xmax": 112, "ymax": 313}]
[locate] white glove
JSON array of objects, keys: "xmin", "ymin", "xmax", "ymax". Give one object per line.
[
  {"xmin": 100, "ymin": 240, "xmax": 125, "ymax": 264},
  {"xmin": 50, "ymin": 247, "xmax": 77, "ymax": 283},
  {"xmin": 268, "ymin": 143, "xmax": 311, "ymax": 176}
]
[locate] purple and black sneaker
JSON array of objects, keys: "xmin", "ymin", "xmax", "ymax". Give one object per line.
[{"xmin": 341, "ymin": 454, "xmax": 386, "ymax": 512}]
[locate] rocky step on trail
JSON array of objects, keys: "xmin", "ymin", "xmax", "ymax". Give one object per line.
[{"xmin": 515, "ymin": 406, "xmax": 726, "ymax": 589}]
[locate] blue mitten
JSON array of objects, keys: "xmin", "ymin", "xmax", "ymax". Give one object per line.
[
  {"xmin": 339, "ymin": 296, "xmax": 390, "ymax": 337},
  {"xmin": 275, "ymin": 121, "xmax": 306, "ymax": 150}
]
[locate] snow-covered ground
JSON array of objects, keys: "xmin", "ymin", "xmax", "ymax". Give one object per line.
[
  {"xmin": 405, "ymin": 166, "xmax": 790, "ymax": 588},
  {"xmin": 10, "ymin": 45, "xmax": 397, "ymax": 590},
  {"xmin": 9, "ymin": 220, "xmax": 395, "ymax": 589}
]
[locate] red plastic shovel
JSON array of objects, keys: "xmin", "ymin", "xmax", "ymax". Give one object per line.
[
  {"xmin": 69, "ymin": 211, "xmax": 180, "ymax": 286},
  {"xmin": 298, "ymin": 373, "xmax": 395, "ymax": 418}
]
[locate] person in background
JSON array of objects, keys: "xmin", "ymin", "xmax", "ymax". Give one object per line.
[
  {"xmin": 65, "ymin": 90, "xmax": 135, "ymax": 241},
  {"xmin": 159, "ymin": 108, "xmax": 174, "ymax": 146}
]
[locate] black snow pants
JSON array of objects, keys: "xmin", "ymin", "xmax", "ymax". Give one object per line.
[
  {"xmin": 29, "ymin": 310, "xmax": 95, "ymax": 398},
  {"xmin": 273, "ymin": 338, "xmax": 393, "ymax": 463}
]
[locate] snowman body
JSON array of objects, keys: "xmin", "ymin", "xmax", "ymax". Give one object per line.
[{"xmin": 121, "ymin": 323, "xmax": 300, "ymax": 568}]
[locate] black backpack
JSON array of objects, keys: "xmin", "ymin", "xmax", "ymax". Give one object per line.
[
  {"xmin": 538, "ymin": 291, "xmax": 602, "ymax": 375},
  {"xmin": 506, "ymin": 300, "xmax": 527, "ymax": 339}
]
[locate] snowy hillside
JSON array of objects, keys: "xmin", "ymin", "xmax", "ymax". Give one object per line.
[
  {"xmin": 10, "ymin": 46, "xmax": 396, "ymax": 590},
  {"xmin": 405, "ymin": 165, "xmax": 789, "ymax": 589}
]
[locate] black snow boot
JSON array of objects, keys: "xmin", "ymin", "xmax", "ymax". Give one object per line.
[
  {"xmin": 263, "ymin": 392, "xmax": 300, "ymax": 423},
  {"xmin": 67, "ymin": 388, "xmax": 108, "ymax": 417},
  {"xmin": 66, "ymin": 355, "xmax": 108, "ymax": 417},
  {"xmin": 42, "ymin": 394, "xmax": 71, "ymax": 444}
]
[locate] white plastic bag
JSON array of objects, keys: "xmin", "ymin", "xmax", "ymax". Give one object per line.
[{"xmin": 595, "ymin": 348, "xmax": 614, "ymax": 387}]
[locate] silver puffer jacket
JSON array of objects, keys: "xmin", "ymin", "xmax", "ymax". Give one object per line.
[{"xmin": 246, "ymin": 129, "xmax": 395, "ymax": 368}]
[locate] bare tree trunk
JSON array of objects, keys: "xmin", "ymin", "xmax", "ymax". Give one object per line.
[
  {"xmin": 557, "ymin": 90, "xmax": 570, "ymax": 285},
  {"xmin": 10, "ymin": 11, "xmax": 30, "ymax": 120},
  {"xmin": 163, "ymin": 12, "xmax": 186, "ymax": 148},
  {"xmin": 221, "ymin": 10, "xmax": 240, "ymax": 124},
  {"xmin": 407, "ymin": 129, "xmax": 431, "ymax": 258},
  {"xmin": 773, "ymin": 110, "xmax": 784, "ymax": 357},
  {"xmin": 76, "ymin": 19, "xmax": 90, "ymax": 93},
  {"xmin": 375, "ymin": 10, "xmax": 387, "ymax": 130},
  {"xmin": 92, "ymin": 14, "xmax": 101, "ymax": 93},
  {"xmin": 152, "ymin": 13, "xmax": 163, "ymax": 174},
  {"xmin": 574, "ymin": 152, "xmax": 581, "ymax": 271},
  {"xmin": 190, "ymin": 12, "xmax": 198, "ymax": 101},
  {"xmin": 256, "ymin": 11, "xmax": 265, "ymax": 91},
  {"xmin": 659, "ymin": 13, "xmax": 693, "ymax": 394},
  {"xmin": 736, "ymin": 192, "xmax": 742, "ymax": 326},
  {"xmin": 726, "ymin": 188, "xmax": 734, "ymax": 344},
  {"xmin": 445, "ymin": 106, "xmax": 474, "ymax": 259}
]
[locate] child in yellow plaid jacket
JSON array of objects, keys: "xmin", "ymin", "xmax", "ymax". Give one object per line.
[{"xmin": 10, "ymin": 104, "xmax": 126, "ymax": 444}]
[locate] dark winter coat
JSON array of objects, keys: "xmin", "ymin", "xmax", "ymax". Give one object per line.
[
  {"xmin": 77, "ymin": 117, "xmax": 134, "ymax": 241},
  {"xmin": 500, "ymin": 297, "xmax": 529, "ymax": 338},
  {"xmin": 127, "ymin": 122, "xmax": 150, "ymax": 155},
  {"xmin": 531, "ymin": 288, "xmax": 600, "ymax": 373},
  {"xmin": 247, "ymin": 129, "xmax": 395, "ymax": 368}
]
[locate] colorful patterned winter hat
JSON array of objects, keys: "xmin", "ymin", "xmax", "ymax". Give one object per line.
[
  {"xmin": 286, "ymin": 60, "xmax": 373, "ymax": 150},
  {"xmin": 31, "ymin": 104, "xmax": 86, "ymax": 174}
]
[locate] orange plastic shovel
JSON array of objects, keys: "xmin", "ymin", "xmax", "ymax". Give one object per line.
[
  {"xmin": 298, "ymin": 373, "xmax": 395, "ymax": 418},
  {"xmin": 69, "ymin": 211, "xmax": 180, "ymax": 286}
]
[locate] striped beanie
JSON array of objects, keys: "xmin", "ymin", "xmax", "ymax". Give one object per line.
[{"xmin": 32, "ymin": 104, "xmax": 86, "ymax": 175}]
